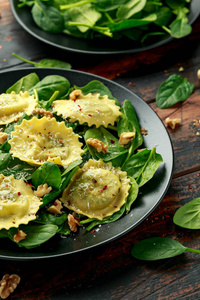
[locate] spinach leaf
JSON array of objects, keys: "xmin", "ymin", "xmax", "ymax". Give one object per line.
[
  {"xmin": 0, "ymin": 229, "xmax": 9, "ymax": 239},
  {"xmin": 169, "ymin": 18, "xmax": 192, "ymax": 38},
  {"xmin": 9, "ymin": 224, "xmax": 58, "ymax": 249},
  {"xmin": 35, "ymin": 210, "xmax": 68, "ymax": 226},
  {"xmin": 0, "ymin": 152, "xmax": 36, "ymax": 180},
  {"xmin": 28, "ymin": 75, "xmax": 70, "ymax": 100},
  {"xmin": 108, "ymin": 14, "xmax": 157, "ymax": 32},
  {"xmin": 13, "ymin": 53, "xmax": 72, "ymax": 69},
  {"xmin": 31, "ymin": 161, "xmax": 62, "ymax": 189},
  {"xmin": 117, "ymin": 99, "xmax": 143, "ymax": 154},
  {"xmin": 81, "ymin": 204, "xmax": 126, "ymax": 231},
  {"xmin": 173, "ymin": 198, "xmax": 200, "ymax": 229},
  {"xmin": 94, "ymin": 0, "xmax": 125, "ymax": 12},
  {"xmin": 122, "ymin": 148, "xmax": 163, "ymax": 187},
  {"xmin": 125, "ymin": 177, "xmax": 139, "ymax": 212},
  {"xmin": 41, "ymin": 165, "xmax": 80, "ymax": 207},
  {"xmin": 156, "ymin": 74, "xmax": 194, "ymax": 108},
  {"xmin": 84, "ymin": 126, "xmax": 128, "ymax": 164},
  {"xmin": 131, "ymin": 237, "xmax": 196, "ymax": 261},
  {"xmin": 75, "ymin": 80, "xmax": 120, "ymax": 105},
  {"xmin": 6, "ymin": 73, "xmax": 39, "ymax": 93},
  {"xmin": 32, "ymin": 0, "xmax": 64, "ymax": 33},
  {"xmin": 117, "ymin": 0, "xmax": 146, "ymax": 20}
]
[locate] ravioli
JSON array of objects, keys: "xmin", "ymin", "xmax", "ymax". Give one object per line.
[
  {"xmin": 0, "ymin": 174, "xmax": 42, "ymax": 230},
  {"xmin": 9, "ymin": 116, "xmax": 84, "ymax": 167},
  {"xmin": 0, "ymin": 91, "xmax": 38, "ymax": 125},
  {"xmin": 60, "ymin": 159, "xmax": 130, "ymax": 220},
  {"xmin": 52, "ymin": 93, "xmax": 122, "ymax": 127}
]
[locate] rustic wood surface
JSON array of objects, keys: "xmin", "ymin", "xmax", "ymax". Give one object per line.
[{"xmin": 0, "ymin": 0, "xmax": 200, "ymax": 299}]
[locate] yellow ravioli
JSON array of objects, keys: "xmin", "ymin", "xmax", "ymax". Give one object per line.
[
  {"xmin": 60, "ymin": 159, "xmax": 130, "ymax": 220},
  {"xmin": 0, "ymin": 174, "xmax": 42, "ymax": 230},
  {"xmin": 0, "ymin": 91, "xmax": 38, "ymax": 125},
  {"xmin": 53, "ymin": 93, "xmax": 122, "ymax": 127},
  {"xmin": 9, "ymin": 116, "xmax": 84, "ymax": 167}
]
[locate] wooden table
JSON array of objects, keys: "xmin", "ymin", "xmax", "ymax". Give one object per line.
[{"xmin": 1, "ymin": 1, "xmax": 200, "ymax": 299}]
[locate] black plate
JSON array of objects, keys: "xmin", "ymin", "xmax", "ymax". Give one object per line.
[
  {"xmin": 10, "ymin": 0, "xmax": 200, "ymax": 55},
  {"xmin": 0, "ymin": 68, "xmax": 173, "ymax": 260}
]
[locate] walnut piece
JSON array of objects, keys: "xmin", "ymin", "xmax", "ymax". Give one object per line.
[
  {"xmin": 0, "ymin": 132, "xmax": 8, "ymax": 144},
  {"xmin": 140, "ymin": 128, "xmax": 148, "ymax": 135},
  {"xmin": 32, "ymin": 108, "xmax": 53, "ymax": 119},
  {"xmin": 0, "ymin": 274, "xmax": 20, "ymax": 299},
  {"xmin": 34, "ymin": 183, "xmax": 52, "ymax": 197},
  {"xmin": 165, "ymin": 117, "xmax": 181, "ymax": 129},
  {"xmin": 69, "ymin": 89, "xmax": 82, "ymax": 101},
  {"xmin": 119, "ymin": 132, "xmax": 135, "ymax": 145},
  {"xmin": 48, "ymin": 200, "xmax": 63, "ymax": 215},
  {"xmin": 197, "ymin": 69, "xmax": 200, "ymax": 79},
  {"xmin": 68, "ymin": 213, "xmax": 80, "ymax": 232},
  {"xmin": 87, "ymin": 138, "xmax": 109, "ymax": 153},
  {"xmin": 13, "ymin": 229, "xmax": 27, "ymax": 242}
]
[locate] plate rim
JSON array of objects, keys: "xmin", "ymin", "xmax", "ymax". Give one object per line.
[
  {"xmin": 0, "ymin": 67, "xmax": 174, "ymax": 260},
  {"xmin": 9, "ymin": 0, "xmax": 200, "ymax": 55}
]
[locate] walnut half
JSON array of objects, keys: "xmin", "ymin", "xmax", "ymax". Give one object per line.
[
  {"xmin": 87, "ymin": 138, "xmax": 109, "ymax": 153},
  {"xmin": 165, "ymin": 117, "xmax": 181, "ymax": 129},
  {"xmin": 0, "ymin": 274, "xmax": 20, "ymax": 299},
  {"xmin": 68, "ymin": 213, "xmax": 80, "ymax": 232},
  {"xmin": 34, "ymin": 183, "xmax": 52, "ymax": 197}
]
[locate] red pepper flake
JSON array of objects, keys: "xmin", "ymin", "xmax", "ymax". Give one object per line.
[
  {"xmin": 39, "ymin": 132, "xmax": 41, "ymax": 135},
  {"xmin": 91, "ymin": 229, "xmax": 95, "ymax": 234},
  {"xmin": 92, "ymin": 178, "xmax": 97, "ymax": 183},
  {"xmin": 110, "ymin": 139, "xmax": 115, "ymax": 144},
  {"xmin": 96, "ymin": 109, "xmax": 99, "ymax": 112},
  {"xmin": 88, "ymin": 114, "xmax": 92, "ymax": 117},
  {"xmin": 197, "ymin": 174, "xmax": 200, "ymax": 177},
  {"xmin": 128, "ymin": 82, "xmax": 135, "ymax": 87},
  {"xmin": 103, "ymin": 185, "xmax": 107, "ymax": 190},
  {"xmin": 188, "ymin": 184, "xmax": 192, "ymax": 189},
  {"xmin": 112, "ymin": 194, "xmax": 115, "ymax": 197},
  {"xmin": 49, "ymin": 150, "xmax": 53, "ymax": 153},
  {"xmin": 59, "ymin": 139, "xmax": 64, "ymax": 144},
  {"xmin": 27, "ymin": 135, "xmax": 29, "ymax": 138},
  {"xmin": 89, "ymin": 188, "xmax": 93, "ymax": 191},
  {"xmin": 18, "ymin": 192, "xmax": 21, "ymax": 196}
]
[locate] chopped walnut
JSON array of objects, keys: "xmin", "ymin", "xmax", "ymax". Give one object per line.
[
  {"xmin": 87, "ymin": 138, "xmax": 109, "ymax": 153},
  {"xmin": 69, "ymin": 89, "xmax": 82, "ymax": 101},
  {"xmin": 119, "ymin": 132, "xmax": 135, "ymax": 145},
  {"xmin": 140, "ymin": 128, "xmax": 148, "ymax": 135},
  {"xmin": 13, "ymin": 229, "xmax": 27, "ymax": 242},
  {"xmin": 165, "ymin": 117, "xmax": 181, "ymax": 129},
  {"xmin": 0, "ymin": 132, "xmax": 8, "ymax": 144},
  {"xmin": 32, "ymin": 108, "xmax": 53, "ymax": 119},
  {"xmin": 178, "ymin": 66, "xmax": 184, "ymax": 72},
  {"xmin": 197, "ymin": 69, "xmax": 200, "ymax": 79},
  {"xmin": 34, "ymin": 183, "xmax": 52, "ymax": 197},
  {"xmin": 48, "ymin": 200, "xmax": 63, "ymax": 215},
  {"xmin": 193, "ymin": 119, "xmax": 200, "ymax": 127},
  {"xmin": 0, "ymin": 274, "xmax": 20, "ymax": 299},
  {"xmin": 68, "ymin": 213, "xmax": 80, "ymax": 232}
]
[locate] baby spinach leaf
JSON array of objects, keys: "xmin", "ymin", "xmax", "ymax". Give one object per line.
[
  {"xmin": 6, "ymin": 73, "xmax": 39, "ymax": 93},
  {"xmin": 117, "ymin": 99, "xmax": 143, "ymax": 154},
  {"xmin": 41, "ymin": 165, "xmax": 80, "ymax": 207},
  {"xmin": 156, "ymin": 74, "xmax": 194, "ymax": 108},
  {"xmin": 125, "ymin": 177, "xmax": 139, "ymax": 212},
  {"xmin": 67, "ymin": 3, "xmax": 101, "ymax": 33},
  {"xmin": 28, "ymin": 75, "xmax": 70, "ymax": 100},
  {"xmin": 32, "ymin": 161, "xmax": 62, "ymax": 189},
  {"xmin": 75, "ymin": 80, "xmax": 120, "ymax": 105},
  {"xmin": 122, "ymin": 148, "xmax": 163, "ymax": 187},
  {"xmin": 154, "ymin": 6, "xmax": 172, "ymax": 27},
  {"xmin": 35, "ymin": 210, "xmax": 68, "ymax": 226},
  {"xmin": 32, "ymin": 0, "xmax": 64, "ymax": 33},
  {"xmin": 84, "ymin": 126, "xmax": 128, "ymax": 163},
  {"xmin": 117, "ymin": 0, "xmax": 146, "ymax": 20},
  {"xmin": 0, "ymin": 152, "xmax": 11, "ymax": 171},
  {"xmin": 13, "ymin": 53, "xmax": 72, "ymax": 69},
  {"xmin": 0, "ymin": 229, "xmax": 9, "ymax": 239},
  {"xmin": 108, "ymin": 14, "xmax": 157, "ymax": 32},
  {"xmin": 173, "ymin": 197, "xmax": 200, "ymax": 229},
  {"xmin": 81, "ymin": 204, "xmax": 126, "ymax": 231},
  {"xmin": 10, "ymin": 224, "xmax": 58, "ymax": 249},
  {"xmin": 131, "ymin": 237, "xmax": 187, "ymax": 260},
  {"xmin": 169, "ymin": 18, "xmax": 192, "ymax": 38}
]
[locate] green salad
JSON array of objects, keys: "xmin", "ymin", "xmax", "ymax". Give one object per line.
[
  {"xmin": 18, "ymin": 0, "xmax": 192, "ymax": 44},
  {"xmin": 0, "ymin": 72, "xmax": 163, "ymax": 249}
]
